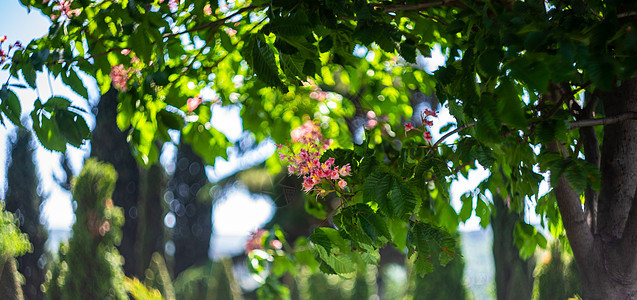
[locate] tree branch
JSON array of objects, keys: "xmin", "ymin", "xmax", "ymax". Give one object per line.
[
  {"xmin": 427, "ymin": 122, "xmax": 476, "ymax": 155},
  {"xmin": 375, "ymin": 1, "xmax": 453, "ymax": 13},
  {"xmin": 552, "ymin": 165, "xmax": 594, "ymax": 263},
  {"xmin": 417, "ymin": 12, "xmax": 449, "ymax": 25},
  {"xmin": 569, "ymin": 112, "xmax": 637, "ymax": 130},
  {"xmin": 163, "ymin": 5, "xmax": 263, "ymax": 38}
]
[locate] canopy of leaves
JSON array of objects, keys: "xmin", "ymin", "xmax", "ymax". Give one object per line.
[{"xmin": 6, "ymin": 0, "xmax": 637, "ymax": 296}]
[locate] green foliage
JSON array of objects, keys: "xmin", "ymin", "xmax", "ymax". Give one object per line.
[
  {"xmin": 0, "ymin": 203, "xmax": 31, "ymax": 258},
  {"xmin": 0, "ymin": 255, "xmax": 25, "ymax": 300},
  {"xmin": 9, "ymin": 0, "xmax": 637, "ymax": 296},
  {"xmin": 5, "ymin": 127, "xmax": 48, "ymax": 299},
  {"xmin": 125, "ymin": 277, "xmax": 164, "ymax": 300},
  {"xmin": 144, "ymin": 252, "xmax": 175, "ymax": 300},
  {"xmin": 533, "ymin": 242, "xmax": 581, "ymax": 300},
  {"xmin": 45, "ymin": 159, "xmax": 128, "ymax": 300},
  {"xmin": 409, "ymin": 237, "xmax": 468, "ymax": 300},
  {"xmin": 173, "ymin": 259, "xmax": 243, "ymax": 300}
]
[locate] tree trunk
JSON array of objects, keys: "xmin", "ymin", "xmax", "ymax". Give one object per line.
[
  {"xmin": 5, "ymin": 128, "xmax": 47, "ymax": 300},
  {"xmin": 91, "ymin": 87, "xmax": 140, "ymax": 277},
  {"xmin": 134, "ymin": 163, "xmax": 166, "ymax": 275},
  {"xmin": 491, "ymin": 194, "xmax": 534, "ymax": 300},
  {"xmin": 550, "ymin": 78, "xmax": 637, "ymax": 299},
  {"xmin": 169, "ymin": 140, "xmax": 212, "ymax": 276}
]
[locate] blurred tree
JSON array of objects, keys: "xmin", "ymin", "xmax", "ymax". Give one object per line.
[
  {"xmin": 173, "ymin": 258, "xmax": 242, "ymax": 300},
  {"xmin": 0, "ymin": 255, "xmax": 24, "ymax": 300},
  {"xmin": 534, "ymin": 242, "xmax": 581, "ymax": 300},
  {"xmin": 169, "ymin": 141, "xmax": 211, "ymax": 276},
  {"xmin": 144, "ymin": 252, "xmax": 175, "ymax": 300},
  {"xmin": 45, "ymin": 159, "xmax": 127, "ymax": 299},
  {"xmin": 492, "ymin": 194, "xmax": 535, "ymax": 300},
  {"xmin": 409, "ymin": 238, "xmax": 467, "ymax": 300},
  {"xmin": 91, "ymin": 88, "xmax": 166, "ymax": 277},
  {"xmin": 0, "ymin": 203, "xmax": 30, "ymax": 300},
  {"xmin": 5, "ymin": 127, "xmax": 47, "ymax": 299},
  {"xmin": 90, "ymin": 88, "xmax": 140, "ymax": 277},
  {"xmin": 135, "ymin": 163, "xmax": 167, "ymax": 276}
]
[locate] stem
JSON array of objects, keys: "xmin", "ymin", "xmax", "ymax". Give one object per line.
[{"xmin": 318, "ymin": 201, "xmax": 345, "ymax": 228}]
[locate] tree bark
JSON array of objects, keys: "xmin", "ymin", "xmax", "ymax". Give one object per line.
[{"xmin": 550, "ymin": 78, "xmax": 637, "ymax": 299}]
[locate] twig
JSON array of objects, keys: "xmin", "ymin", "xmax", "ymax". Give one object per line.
[
  {"xmin": 427, "ymin": 122, "xmax": 476, "ymax": 155},
  {"xmin": 375, "ymin": 1, "xmax": 451, "ymax": 13},
  {"xmin": 418, "ymin": 12, "xmax": 449, "ymax": 25},
  {"xmin": 318, "ymin": 201, "xmax": 345, "ymax": 228},
  {"xmin": 569, "ymin": 112, "xmax": 637, "ymax": 130}
]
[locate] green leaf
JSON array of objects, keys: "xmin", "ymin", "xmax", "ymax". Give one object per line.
[
  {"xmin": 31, "ymin": 109, "xmax": 66, "ymax": 153},
  {"xmin": 61, "ymin": 68, "xmax": 89, "ymax": 99},
  {"xmin": 262, "ymin": 12, "xmax": 312, "ymax": 36},
  {"xmin": 399, "ymin": 40, "xmax": 417, "ymax": 64},
  {"xmin": 247, "ymin": 35, "xmax": 286, "ymax": 91},
  {"xmin": 2, "ymin": 89, "xmax": 21, "ymax": 125},
  {"xmin": 507, "ymin": 57, "xmax": 549, "ymax": 93},
  {"xmin": 496, "ymin": 78, "xmax": 527, "ymax": 129},
  {"xmin": 157, "ymin": 109, "xmax": 184, "ymax": 130},
  {"xmin": 55, "ymin": 109, "xmax": 90, "ymax": 148},
  {"xmin": 390, "ymin": 179, "xmax": 417, "ymax": 219},
  {"xmin": 363, "ymin": 172, "xmax": 392, "ymax": 214},
  {"xmin": 22, "ymin": 62, "xmax": 37, "ymax": 89},
  {"xmin": 476, "ymin": 198, "xmax": 490, "ymax": 228},
  {"xmin": 459, "ymin": 194, "xmax": 473, "ymax": 222}
]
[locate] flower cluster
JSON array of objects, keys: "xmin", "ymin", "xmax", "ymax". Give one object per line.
[
  {"xmin": 245, "ymin": 228, "xmax": 265, "ymax": 253},
  {"xmin": 244, "ymin": 228, "xmax": 284, "ymax": 254},
  {"xmin": 109, "ymin": 64, "xmax": 130, "ymax": 92},
  {"xmin": 47, "ymin": 0, "xmax": 81, "ymax": 20},
  {"xmin": 404, "ymin": 108, "xmax": 438, "ymax": 142},
  {"xmin": 0, "ymin": 36, "xmax": 22, "ymax": 64},
  {"xmin": 278, "ymin": 120, "xmax": 351, "ymax": 194}
]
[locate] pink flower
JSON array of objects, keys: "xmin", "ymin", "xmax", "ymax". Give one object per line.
[
  {"xmin": 424, "ymin": 108, "xmax": 438, "ymax": 117},
  {"xmin": 245, "ymin": 229, "xmax": 265, "ymax": 253},
  {"xmin": 203, "ymin": 3, "xmax": 212, "ymax": 16},
  {"xmin": 423, "ymin": 131, "xmax": 432, "ymax": 142},
  {"xmin": 303, "ymin": 177, "xmax": 316, "ymax": 192},
  {"xmin": 270, "ymin": 240, "xmax": 283, "ymax": 250},
  {"xmin": 168, "ymin": 0, "xmax": 179, "ymax": 12},
  {"xmin": 365, "ymin": 119, "xmax": 378, "ymax": 129},
  {"xmin": 277, "ymin": 119, "xmax": 353, "ymax": 194},
  {"xmin": 339, "ymin": 164, "xmax": 351, "ymax": 176},
  {"xmin": 404, "ymin": 122, "xmax": 415, "ymax": 135},
  {"xmin": 291, "ymin": 120, "xmax": 322, "ymax": 143},
  {"xmin": 109, "ymin": 64, "xmax": 129, "ymax": 91},
  {"xmin": 338, "ymin": 179, "xmax": 348, "ymax": 189},
  {"xmin": 187, "ymin": 96, "xmax": 202, "ymax": 112}
]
